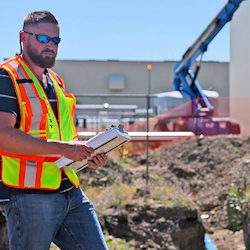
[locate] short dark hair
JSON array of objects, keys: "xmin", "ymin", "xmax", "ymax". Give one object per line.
[{"xmin": 23, "ymin": 11, "xmax": 59, "ymax": 29}]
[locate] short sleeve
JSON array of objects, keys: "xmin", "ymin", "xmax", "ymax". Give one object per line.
[{"xmin": 0, "ymin": 69, "xmax": 20, "ymax": 127}]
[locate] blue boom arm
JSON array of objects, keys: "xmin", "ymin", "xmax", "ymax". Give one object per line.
[{"xmin": 173, "ymin": 0, "xmax": 245, "ymax": 113}]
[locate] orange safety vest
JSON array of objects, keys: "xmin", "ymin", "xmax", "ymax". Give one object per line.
[{"xmin": 0, "ymin": 55, "xmax": 79, "ymax": 190}]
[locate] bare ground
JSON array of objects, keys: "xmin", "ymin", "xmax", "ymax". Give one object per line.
[{"xmin": 79, "ymin": 134, "xmax": 250, "ymax": 249}]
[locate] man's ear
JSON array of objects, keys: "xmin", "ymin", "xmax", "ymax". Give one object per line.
[
  {"xmin": 19, "ymin": 30, "xmax": 25, "ymax": 43},
  {"xmin": 19, "ymin": 31, "xmax": 24, "ymax": 54}
]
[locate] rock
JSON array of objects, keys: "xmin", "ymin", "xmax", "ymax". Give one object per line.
[{"xmin": 208, "ymin": 229, "xmax": 245, "ymax": 250}]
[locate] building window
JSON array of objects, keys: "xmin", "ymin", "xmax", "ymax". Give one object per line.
[{"xmin": 108, "ymin": 74, "xmax": 125, "ymax": 90}]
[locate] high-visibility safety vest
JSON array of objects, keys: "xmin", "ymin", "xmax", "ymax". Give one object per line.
[{"xmin": 0, "ymin": 55, "xmax": 79, "ymax": 190}]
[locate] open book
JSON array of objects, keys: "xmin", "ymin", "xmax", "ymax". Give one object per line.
[{"xmin": 55, "ymin": 125, "xmax": 131, "ymax": 173}]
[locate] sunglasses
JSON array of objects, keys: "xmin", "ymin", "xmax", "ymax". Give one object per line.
[{"xmin": 23, "ymin": 30, "xmax": 61, "ymax": 45}]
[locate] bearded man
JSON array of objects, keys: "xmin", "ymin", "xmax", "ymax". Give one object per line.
[{"xmin": 0, "ymin": 11, "xmax": 108, "ymax": 250}]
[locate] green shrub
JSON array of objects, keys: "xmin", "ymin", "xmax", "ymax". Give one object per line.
[{"xmin": 104, "ymin": 233, "xmax": 134, "ymax": 250}]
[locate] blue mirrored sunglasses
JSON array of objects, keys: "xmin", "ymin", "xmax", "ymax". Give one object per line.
[{"xmin": 23, "ymin": 30, "xmax": 61, "ymax": 45}]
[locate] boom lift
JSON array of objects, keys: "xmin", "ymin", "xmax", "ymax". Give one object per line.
[{"xmin": 153, "ymin": 0, "xmax": 244, "ymax": 135}]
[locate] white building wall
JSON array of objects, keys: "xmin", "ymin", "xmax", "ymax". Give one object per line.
[
  {"xmin": 230, "ymin": 0, "xmax": 250, "ymax": 134},
  {"xmin": 52, "ymin": 60, "xmax": 229, "ymax": 109}
]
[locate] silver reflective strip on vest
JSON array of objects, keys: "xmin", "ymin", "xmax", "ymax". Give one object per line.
[
  {"xmin": 24, "ymin": 161, "xmax": 37, "ymax": 188},
  {"xmin": 9, "ymin": 61, "xmax": 27, "ymax": 80},
  {"xmin": 21, "ymin": 84, "xmax": 43, "ymax": 133},
  {"xmin": 9, "ymin": 60, "xmax": 43, "ymax": 133}
]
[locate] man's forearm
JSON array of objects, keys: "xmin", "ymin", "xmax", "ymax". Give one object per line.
[
  {"xmin": 0, "ymin": 127, "xmax": 63, "ymax": 155},
  {"xmin": 0, "ymin": 126, "xmax": 94, "ymax": 162}
]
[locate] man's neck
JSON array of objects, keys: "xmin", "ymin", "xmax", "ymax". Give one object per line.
[{"xmin": 22, "ymin": 54, "xmax": 45, "ymax": 81}]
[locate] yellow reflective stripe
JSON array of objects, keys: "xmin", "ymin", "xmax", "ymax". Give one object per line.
[
  {"xmin": 28, "ymin": 130, "xmax": 46, "ymax": 138},
  {"xmin": 29, "ymin": 130, "xmax": 46, "ymax": 133},
  {"xmin": 28, "ymin": 131, "xmax": 45, "ymax": 134},
  {"xmin": 29, "ymin": 130, "xmax": 46, "ymax": 136},
  {"xmin": 30, "ymin": 134, "xmax": 45, "ymax": 138}
]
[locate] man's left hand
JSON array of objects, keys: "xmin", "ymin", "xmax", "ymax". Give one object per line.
[{"xmin": 87, "ymin": 153, "xmax": 107, "ymax": 169}]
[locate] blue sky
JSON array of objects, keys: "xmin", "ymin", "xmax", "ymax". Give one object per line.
[{"xmin": 0, "ymin": 0, "xmax": 234, "ymax": 62}]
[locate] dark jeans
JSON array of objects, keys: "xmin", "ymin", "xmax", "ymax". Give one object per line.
[{"xmin": 2, "ymin": 187, "xmax": 108, "ymax": 250}]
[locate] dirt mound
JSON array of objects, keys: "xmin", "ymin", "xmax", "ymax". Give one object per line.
[
  {"xmin": 79, "ymin": 156, "xmax": 207, "ymax": 249},
  {"xmin": 79, "ymin": 159, "xmax": 133, "ymax": 187},
  {"xmin": 79, "ymin": 134, "xmax": 249, "ymax": 249},
  {"xmin": 145, "ymin": 135, "xmax": 250, "ymax": 233}
]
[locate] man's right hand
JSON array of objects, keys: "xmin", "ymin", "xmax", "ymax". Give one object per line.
[{"xmin": 60, "ymin": 141, "xmax": 94, "ymax": 162}]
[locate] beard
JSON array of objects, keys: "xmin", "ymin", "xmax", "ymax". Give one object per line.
[{"xmin": 26, "ymin": 42, "xmax": 57, "ymax": 68}]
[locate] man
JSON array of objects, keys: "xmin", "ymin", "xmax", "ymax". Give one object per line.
[{"xmin": 0, "ymin": 11, "xmax": 108, "ymax": 249}]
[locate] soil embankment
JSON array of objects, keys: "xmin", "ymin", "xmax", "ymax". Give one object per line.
[
  {"xmin": 0, "ymin": 135, "xmax": 249, "ymax": 249},
  {"xmin": 80, "ymin": 135, "xmax": 249, "ymax": 249}
]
